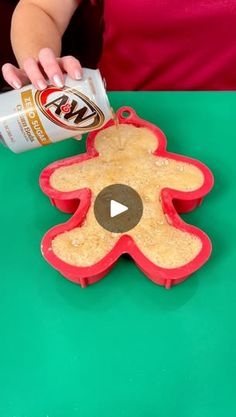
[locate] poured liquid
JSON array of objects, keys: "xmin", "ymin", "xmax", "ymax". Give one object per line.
[{"xmin": 110, "ymin": 107, "xmax": 125, "ymax": 150}]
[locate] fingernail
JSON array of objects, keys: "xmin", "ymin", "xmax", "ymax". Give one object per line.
[
  {"xmin": 12, "ymin": 80, "xmax": 22, "ymax": 89},
  {"xmin": 37, "ymin": 80, "xmax": 47, "ymax": 90},
  {"xmin": 74, "ymin": 70, "xmax": 82, "ymax": 80},
  {"xmin": 53, "ymin": 74, "xmax": 64, "ymax": 88}
]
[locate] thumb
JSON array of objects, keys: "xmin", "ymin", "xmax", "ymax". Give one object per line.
[{"xmin": 2, "ymin": 63, "xmax": 29, "ymax": 89}]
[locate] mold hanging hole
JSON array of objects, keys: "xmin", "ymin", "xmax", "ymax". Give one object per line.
[
  {"xmin": 122, "ymin": 110, "xmax": 132, "ymax": 119},
  {"xmin": 117, "ymin": 107, "xmax": 135, "ymax": 121}
]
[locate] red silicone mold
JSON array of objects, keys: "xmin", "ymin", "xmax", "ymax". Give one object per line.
[{"xmin": 40, "ymin": 106, "xmax": 214, "ymax": 288}]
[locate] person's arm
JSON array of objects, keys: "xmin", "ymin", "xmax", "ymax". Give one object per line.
[{"xmin": 2, "ymin": 0, "xmax": 82, "ymax": 90}]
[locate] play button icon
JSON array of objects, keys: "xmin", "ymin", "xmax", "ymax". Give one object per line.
[
  {"xmin": 94, "ymin": 184, "xmax": 143, "ymax": 233},
  {"xmin": 110, "ymin": 200, "xmax": 128, "ymax": 218}
]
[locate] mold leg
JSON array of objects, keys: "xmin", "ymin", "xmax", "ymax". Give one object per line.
[
  {"xmin": 80, "ymin": 277, "xmax": 87, "ymax": 288},
  {"xmin": 51, "ymin": 221, "xmax": 120, "ymax": 269},
  {"xmin": 165, "ymin": 279, "xmax": 172, "ymax": 289}
]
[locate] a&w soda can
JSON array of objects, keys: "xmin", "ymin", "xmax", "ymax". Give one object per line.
[{"xmin": 0, "ymin": 68, "xmax": 111, "ymax": 153}]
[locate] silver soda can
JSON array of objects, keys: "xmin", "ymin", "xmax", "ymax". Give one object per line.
[{"xmin": 0, "ymin": 68, "xmax": 111, "ymax": 153}]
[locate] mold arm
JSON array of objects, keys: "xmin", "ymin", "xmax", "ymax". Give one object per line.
[
  {"xmin": 157, "ymin": 159, "xmax": 205, "ymax": 192},
  {"xmin": 49, "ymin": 158, "xmax": 101, "ymax": 193}
]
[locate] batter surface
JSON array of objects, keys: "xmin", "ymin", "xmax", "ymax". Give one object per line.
[{"xmin": 50, "ymin": 124, "xmax": 204, "ymax": 268}]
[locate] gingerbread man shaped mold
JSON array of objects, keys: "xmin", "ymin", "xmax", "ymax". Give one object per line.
[{"xmin": 40, "ymin": 107, "xmax": 214, "ymax": 288}]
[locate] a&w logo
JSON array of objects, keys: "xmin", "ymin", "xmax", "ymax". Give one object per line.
[{"xmin": 35, "ymin": 86, "xmax": 105, "ymax": 131}]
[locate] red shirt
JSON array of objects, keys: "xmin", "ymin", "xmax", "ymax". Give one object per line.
[{"xmin": 97, "ymin": 0, "xmax": 236, "ymax": 90}]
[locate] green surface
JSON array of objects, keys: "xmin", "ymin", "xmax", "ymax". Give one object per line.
[{"xmin": 0, "ymin": 92, "xmax": 236, "ymax": 417}]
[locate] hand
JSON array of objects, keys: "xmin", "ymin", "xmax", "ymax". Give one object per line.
[{"xmin": 2, "ymin": 47, "xmax": 82, "ymax": 90}]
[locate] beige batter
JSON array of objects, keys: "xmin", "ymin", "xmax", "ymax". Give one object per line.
[{"xmin": 50, "ymin": 124, "xmax": 204, "ymax": 268}]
